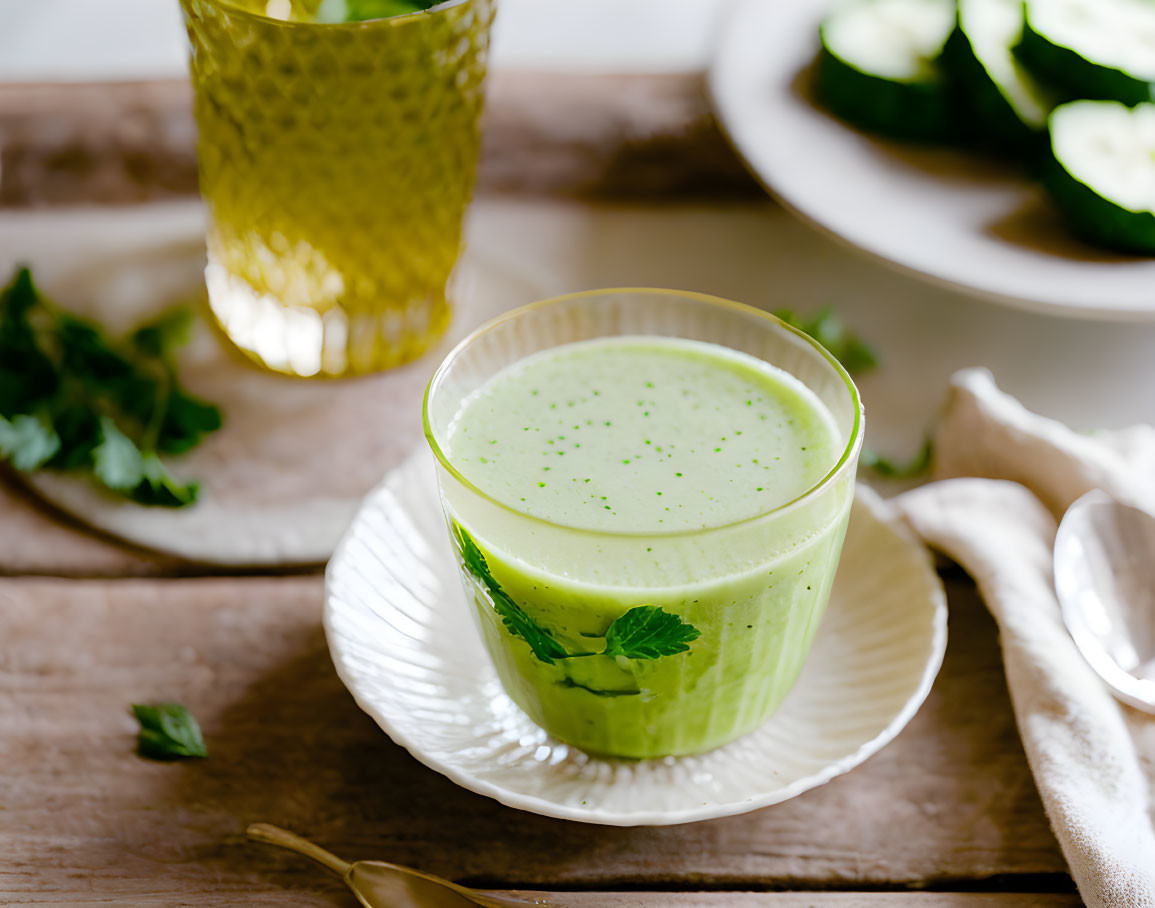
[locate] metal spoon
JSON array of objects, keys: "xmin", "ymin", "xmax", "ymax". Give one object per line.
[
  {"xmin": 1054, "ymin": 490, "xmax": 1155, "ymax": 713},
  {"xmin": 246, "ymin": 824, "xmax": 548, "ymax": 908}
]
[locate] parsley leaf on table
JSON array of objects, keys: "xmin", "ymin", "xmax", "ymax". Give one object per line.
[
  {"xmin": 0, "ymin": 266, "xmax": 221, "ymax": 507},
  {"xmin": 603, "ymin": 606, "xmax": 700, "ymax": 660},
  {"xmin": 132, "ymin": 703, "xmax": 208, "ymax": 760}
]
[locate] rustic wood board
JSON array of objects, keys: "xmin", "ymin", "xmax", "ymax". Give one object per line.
[
  {"xmin": 0, "ymin": 573, "xmax": 1070, "ymax": 903},
  {"xmin": 0, "ymin": 477, "xmax": 179, "ymax": 577},
  {"xmin": 13, "ymin": 894, "xmax": 1084, "ymax": 908},
  {"xmin": 0, "ymin": 75, "xmax": 1077, "ymax": 903},
  {"xmin": 0, "ymin": 75, "xmax": 758, "ymax": 209}
]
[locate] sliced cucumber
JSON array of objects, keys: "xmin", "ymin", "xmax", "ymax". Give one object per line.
[
  {"xmin": 1045, "ymin": 100, "xmax": 1155, "ymax": 253},
  {"xmin": 944, "ymin": 0, "xmax": 1058, "ymax": 152},
  {"xmin": 817, "ymin": 0, "xmax": 957, "ymax": 142},
  {"xmin": 1016, "ymin": 0, "xmax": 1155, "ymax": 106}
]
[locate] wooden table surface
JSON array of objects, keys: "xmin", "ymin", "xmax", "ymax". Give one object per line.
[{"xmin": 0, "ymin": 76, "xmax": 1077, "ymax": 906}]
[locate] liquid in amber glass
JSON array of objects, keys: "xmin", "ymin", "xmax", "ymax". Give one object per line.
[{"xmin": 180, "ymin": 0, "xmax": 496, "ymax": 376}]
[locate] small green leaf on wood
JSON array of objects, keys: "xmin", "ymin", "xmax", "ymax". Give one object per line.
[{"xmin": 132, "ymin": 703, "xmax": 207, "ymax": 760}]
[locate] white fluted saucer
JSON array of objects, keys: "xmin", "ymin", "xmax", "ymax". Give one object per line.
[{"xmin": 324, "ymin": 454, "xmax": 947, "ymax": 826}]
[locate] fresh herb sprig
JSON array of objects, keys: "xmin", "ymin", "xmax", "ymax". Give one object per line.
[
  {"xmin": 455, "ymin": 524, "xmax": 569, "ymax": 664},
  {"xmin": 774, "ymin": 305, "xmax": 879, "ymax": 375},
  {"xmin": 0, "ymin": 267, "xmax": 221, "ymax": 507},
  {"xmin": 454, "ymin": 524, "xmax": 700, "ymax": 665},
  {"xmin": 604, "ymin": 606, "xmax": 700, "ymax": 660},
  {"xmin": 132, "ymin": 703, "xmax": 208, "ymax": 760},
  {"xmin": 775, "ymin": 304, "xmax": 933, "ymax": 479}
]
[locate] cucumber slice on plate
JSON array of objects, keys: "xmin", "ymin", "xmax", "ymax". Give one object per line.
[
  {"xmin": 1045, "ymin": 100, "xmax": 1155, "ymax": 253},
  {"xmin": 1016, "ymin": 0, "xmax": 1155, "ymax": 106},
  {"xmin": 817, "ymin": 0, "xmax": 957, "ymax": 142},
  {"xmin": 944, "ymin": 0, "xmax": 1058, "ymax": 151}
]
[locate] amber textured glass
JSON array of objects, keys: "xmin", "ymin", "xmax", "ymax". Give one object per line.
[{"xmin": 180, "ymin": 0, "xmax": 496, "ymax": 376}]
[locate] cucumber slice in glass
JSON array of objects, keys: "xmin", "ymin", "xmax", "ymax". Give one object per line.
[
  {"xmin": 1016, "ymin": 0, "xmax": 1155, "ymax": 106},
  {"xmin": 1045, "ymin": 100, "xmax": 1155, "ymax": 253},
  {"xmin": 817, "ymin": 0, "xmax": 957, "ymax": 142},
  {"xmin": 944, "ymin": 0, "xmax": 1058, "ymax": 151}
]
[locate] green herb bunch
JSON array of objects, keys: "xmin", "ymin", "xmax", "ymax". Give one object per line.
[
  {"xmin": 0, "ymin": 267, "xmax": 221, "ymax": 507},
  {"xmin": 453, "ymin": 524, "xmax": 700, "ymax": 665}
]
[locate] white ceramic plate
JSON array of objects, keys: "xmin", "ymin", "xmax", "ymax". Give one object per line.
[
  {"xmin": 324, "ymin": 453, "xmax": 947, "ymax": 826},
  {"xmin": 708, "ymin": 0, "xmax": 1155, "ymax": 321},
  {"xmin": 1, "ymin": 203, "xmax": 544, "ymax": 566}
]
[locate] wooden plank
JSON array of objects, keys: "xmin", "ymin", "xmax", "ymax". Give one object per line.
[
  {"xmin": 0, "ymin": 477, "xmax": 176, "ymax": 577},
  {"xmin": 0, "ymin": 573, "xmax": 1069, "ymax": 903},
  {"xmin": 0, "ymin": 75, "xmax": 758, "ymax": 209},
  {"xmin": 6, "ymin": 894, "xmax": 1084, "ymax": 907}
]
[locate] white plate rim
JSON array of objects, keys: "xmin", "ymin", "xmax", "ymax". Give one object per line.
[
  {"xmin": 707, "ymin": 0, "xmax": 1155, "ymax": 323},
  {"xmin": 324, "ymin": 462, "xmax": 948, "ymax": 827}
]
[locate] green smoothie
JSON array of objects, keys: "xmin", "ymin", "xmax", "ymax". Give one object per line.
[{"xmin": 442, "ymin": 336, "xmax": 852, "ymax": 758}]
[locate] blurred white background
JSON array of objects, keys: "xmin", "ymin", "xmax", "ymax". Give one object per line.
[{"xmin": 0, "ymin": 0, "xmax": 729, "ymax": 80}]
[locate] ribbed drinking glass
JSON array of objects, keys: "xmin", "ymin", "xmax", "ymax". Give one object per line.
[
  {"xmin": 424, "ymin": 290, "xmax": 864, "ymax": 758},
  {"xmin": 180, "ymin": 0, "xmax": 496, "ymax": 377}
]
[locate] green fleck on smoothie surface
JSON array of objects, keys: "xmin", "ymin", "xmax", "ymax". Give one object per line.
[{"xmin": 444, "ymin": 336, "xmax": 852, "ymax": 758}]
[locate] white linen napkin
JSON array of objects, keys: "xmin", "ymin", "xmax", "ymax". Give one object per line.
[{"xmin": 895, "ymin": 369, "xmax": 1155, "ymax": 908}]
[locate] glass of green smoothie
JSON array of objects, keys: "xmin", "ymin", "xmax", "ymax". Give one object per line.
[{"xmin": 424, "ymin": 289, "xmax": 863, "ymax": 759}]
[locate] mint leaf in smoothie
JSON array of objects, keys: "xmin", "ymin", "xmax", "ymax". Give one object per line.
[
  {"xmin": 453, "ymin": 524, "xmax": 570, "ymax": 665},
  {"xmin": 604, "ymin": 606, "xmax": 700, "ymax": 660},
  {"xmin": 861, "ymin": 437, "xmax": 933, "ymax": 479},
  {"xmin": 774, "ymin": 306, "xmax": 878, "ymax": 375},
  {"xmin": 132, "ymin": 703, "xmax": 207, "ymax": 760},
  {"xmin": 491, "ymin": 588, "xmax": 571, "ymax": 666}
]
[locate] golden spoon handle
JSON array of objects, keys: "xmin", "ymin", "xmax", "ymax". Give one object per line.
[{"xmin": 246, "ymin": 823, "xmax": 352, "ymax": 876}]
